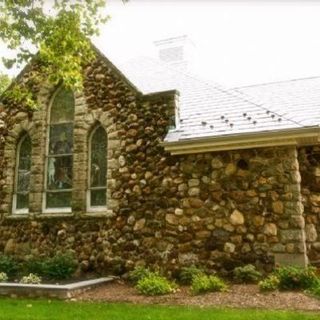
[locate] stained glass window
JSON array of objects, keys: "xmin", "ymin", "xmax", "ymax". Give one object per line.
[
  {"xmin": 46, "ymin": 87, "xmax": 74, "ymax": 209},
  {"xmin": 15, "ymin": 134, "xmax": 32, "ymax": 212},
  {"xmin": 89, "ymin": 126, "xmax": 107, "ymax": 208},
  {"xmin": 50, "ymin": 89, "xmax": 74, "ymax": 123}
]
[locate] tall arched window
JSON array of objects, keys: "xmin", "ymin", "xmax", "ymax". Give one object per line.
[
  {"xmin": 88, "ymin": 125, "xmax": 107, "ymax": 210},
  {"xmin": 45, "ymin": 87, "xmax": 74, "ymax": 212},
  {"xmin": 13, "ymin": 134, "xmax": 32, "ymax": 214}
]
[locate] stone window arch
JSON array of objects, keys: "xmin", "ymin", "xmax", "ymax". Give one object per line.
[
  {"xmin": 44, "ymin": 86, "xmax": 74, "ymax": 213},
  {"xmin": 87, "ymin": 124, "xmax": 108, "ymax": 211},
  {"xmin": 13, "ymin": 133, "xmax": 32, "ymax": 214}
]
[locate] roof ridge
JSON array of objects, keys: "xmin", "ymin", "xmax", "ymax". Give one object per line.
[{"xmin": 234, "ymin": 76, "xmax": 320, "ymax": 90}]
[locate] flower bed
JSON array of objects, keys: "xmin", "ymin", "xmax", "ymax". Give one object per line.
[{"xmin": 0, "ymin": 277, "xmax": 115, "ymax": 299}]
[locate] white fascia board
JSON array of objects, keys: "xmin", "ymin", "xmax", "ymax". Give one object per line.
[{"xmin": 162, "ymin": 126, "xmax": 320, "ymax": 155}]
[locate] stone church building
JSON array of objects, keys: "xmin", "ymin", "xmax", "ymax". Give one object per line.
[{"xmin": 0, "ymin": 36, "xmax": 319, "ymax": 274}]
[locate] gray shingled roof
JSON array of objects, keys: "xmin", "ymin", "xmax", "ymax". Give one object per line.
[
  {"xmin": 118, "ymin": 57, "xmax": 305, "ymax": 143},
  {"xmin": 235, "ymin": 77, "xmax": 320, "ymax": 127}
]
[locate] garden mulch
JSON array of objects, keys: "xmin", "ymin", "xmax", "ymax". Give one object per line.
[{"xmin": 78, "ymin": 279, "xmax": 320, "ymax": 311}]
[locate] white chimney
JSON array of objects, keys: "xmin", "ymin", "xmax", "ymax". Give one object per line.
[{"xmin": 153, "ymin": 35, "xmax": 195, "ymax": 72}]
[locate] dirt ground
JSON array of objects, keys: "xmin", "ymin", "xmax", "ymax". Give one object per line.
[{"xmin": 78, "ymin": 279, "xmax": 320, "ymax": 311}]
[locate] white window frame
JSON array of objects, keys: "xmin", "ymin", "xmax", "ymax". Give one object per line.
[
  {"xmin": 12, "ymin": 134, "xmax": 30, "ymax": 215},
  {"xmin": 87, "ymin": 125, "xmax": 107, "ymax": 213},
  {"xmin": 43, "ymin": 86, "xmax": 73, "ymax": 214}
]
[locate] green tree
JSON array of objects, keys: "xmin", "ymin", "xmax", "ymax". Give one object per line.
[
  {"xmin": 0, "ymin": 73, "xmax": 11, "ymax": 94},
  {"xmin": 0, "ymin": 0, "xmax": 110, "ymax": 107}
]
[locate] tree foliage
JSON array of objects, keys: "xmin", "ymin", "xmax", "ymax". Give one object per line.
[
  {"xmin": 0, "ymin": 73, "xmax": 11, "ymax": 95},
  {"xmin": 0, "ymin": 0, "xmax": 109, "ymax": 107}
]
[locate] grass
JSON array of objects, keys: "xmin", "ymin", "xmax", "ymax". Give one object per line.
[{"xmin": 0, "ymin": 299, "xmax": 318, "ymax": 320}]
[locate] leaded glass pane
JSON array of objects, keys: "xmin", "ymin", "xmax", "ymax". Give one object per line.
[
  {"xmin": 46, "ymin": 86, "xmax": 74, "ymax": 209},
  {"xmin": 16, "ymin": 194, "xmax": 29, "ymax": 210},
  {"xmin": 50, "ymin": 88, "xmax": 74, "ymax": 123},
  {"xmin": 17, "ymin": 170, "xmax": 30, "ymax": 192},
  {"xmin": 91, "ymin": 189, "xmax": 106, "ymax": 207},
  {"xmin": 18, "ymin": 135, "xmax": 31, "ymax": 171},
  {"xmin": 46, "ymin": 192, "xmax": 71, "ymax": 208},
  {"xmin": 16, "ymin": 135, "xmax": 31, "ymax": 210},
  {"xmin": 47, "ymin": 156, "xmax": 72, "ymax": 190},
  {"xmin": 49, "ymin": 124, "xmax": 73, "ymax": 155},
  {"xmin": 90, "ymin": 126, "xmax": 107, "ymax": 188}
]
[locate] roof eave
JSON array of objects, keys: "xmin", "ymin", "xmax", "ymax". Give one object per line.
[{"xmin": 162, "ymin": 126, "xmax": 320, "ymax": 155}]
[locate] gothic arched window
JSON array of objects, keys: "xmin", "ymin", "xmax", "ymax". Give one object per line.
[
  {"xmin": 13, "ymin": 134, "xmax": 32, "ymax": 213},
  {"xmin": 45, "ymin": 87, "xmax": 74, "ymax": 211},
  {"xmin": 88, "ymin": 125, "xmax": 107, "ymax": 210}
]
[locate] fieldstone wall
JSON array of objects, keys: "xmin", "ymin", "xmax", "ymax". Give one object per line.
[
  {"xmin": 0, "ymin": 53, "xmax": 311, "ymax": 276},
  {"xmin": 299, "ymin": 146, "xmax": 320, "ymax": 265}
]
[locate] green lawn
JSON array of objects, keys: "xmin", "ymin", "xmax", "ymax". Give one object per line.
[{"xmin": 0, "ymin": 299, "xmax": 318, "ymax": 320}]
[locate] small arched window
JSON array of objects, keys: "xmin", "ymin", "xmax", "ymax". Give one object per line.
[
  {"xmin": 45, "ymin": 87, "xmax": 74, "ymax": 212},
  {"xmin": 13, "ymin": 134, "xmax": 32, "ymax": 214},
  {"xmin": 88, "ymin": 125, "xmax": 107, "ymax": 210}
]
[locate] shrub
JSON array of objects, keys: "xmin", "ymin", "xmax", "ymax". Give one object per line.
[
  {"xmin": 23, "ymin": 254, "xmax": 77, "ymax": 280},
  {"xmin": 0, "ymin": 272, "xmax": 8, "ymax": 282},
  {"xmin": 24, "ymin": 257, "xmax": 46, "ymax": 276},
  {"xmin": 179, "ymin": 265, "xmax": 205, "ymax": 285},
  {"xmin": 20, "ymin": 273, "xmax": 41, "ymax": 284},
  {"xmin": 0, "ymin": 255, "xmax": 19, "ymax": 278},
  {"xmin": 136, "ymin": 273, "xmax": 176, "ymax": 296},
  {"xmin": 191, "ymin": 274, "xmax": 227, "ymax": 295},
  {"xmin": 44, "ymin": 253, "xmax": 77, "ymax": 280},
  {"xmin": 129, "ymin": 266, "xmax": 152, "ymax": 284},
  {"xmin": 259, "ymin": 275, "xmax": 280, "ymax": 292},
  {"xmin": 233, "ymin": 264, "xmax": 262, "ymax": 283},
  {"xmin": 307, "ymin": 279, "xmax": 320, "ymax": 297},
  {"xmin": 275, "ymin": 266, "xmax": 318, "ymax": 290}
]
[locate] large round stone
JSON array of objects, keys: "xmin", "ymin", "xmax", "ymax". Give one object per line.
[
  {"xmin": 263, "ymin": 223, "xmax": 277, "ymax": 236},
  {"xmin": 224, "ymin": 242, "xmax": 236, "ymax": 253},
  {"xmin": 272, "ymin": 201, "xmax": 284, "ymax": 214},
  {"xmin": 230, "ymin": 210, "xmax": 244, "ymax": 225},
  {"xmin": 133, "ymin": 218, "xmax": 146, "ymax": 231},
  {"xmin": 166, "ymin": 214, "xmax": 179, "ymax": 225},
  {"xmin": 305, "ymin": 224, "xmax": 318, "ymax": 242}
]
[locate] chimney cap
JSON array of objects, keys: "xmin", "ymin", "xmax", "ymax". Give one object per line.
[{"xmin": 153, "ymin": 35, "xmax": 190, "ymax": 47}]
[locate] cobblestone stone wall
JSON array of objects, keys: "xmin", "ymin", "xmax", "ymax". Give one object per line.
[
  {"xmin": 299, "ymin": 146, "xmax": 320, "ymax": 265},
  {"xmin": 0, "ymin": 54, "xmax": 311, "ymax": 276}
]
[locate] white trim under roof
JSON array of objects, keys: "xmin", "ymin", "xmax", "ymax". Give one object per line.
[{"xmin": 162, "ymin": 126, "xmax": 320, "ymax": 155}]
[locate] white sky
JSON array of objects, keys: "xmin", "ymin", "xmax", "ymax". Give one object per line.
[{"xmin": 1, "ymin": 0, "xmax": 320, "ymax": 87}]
